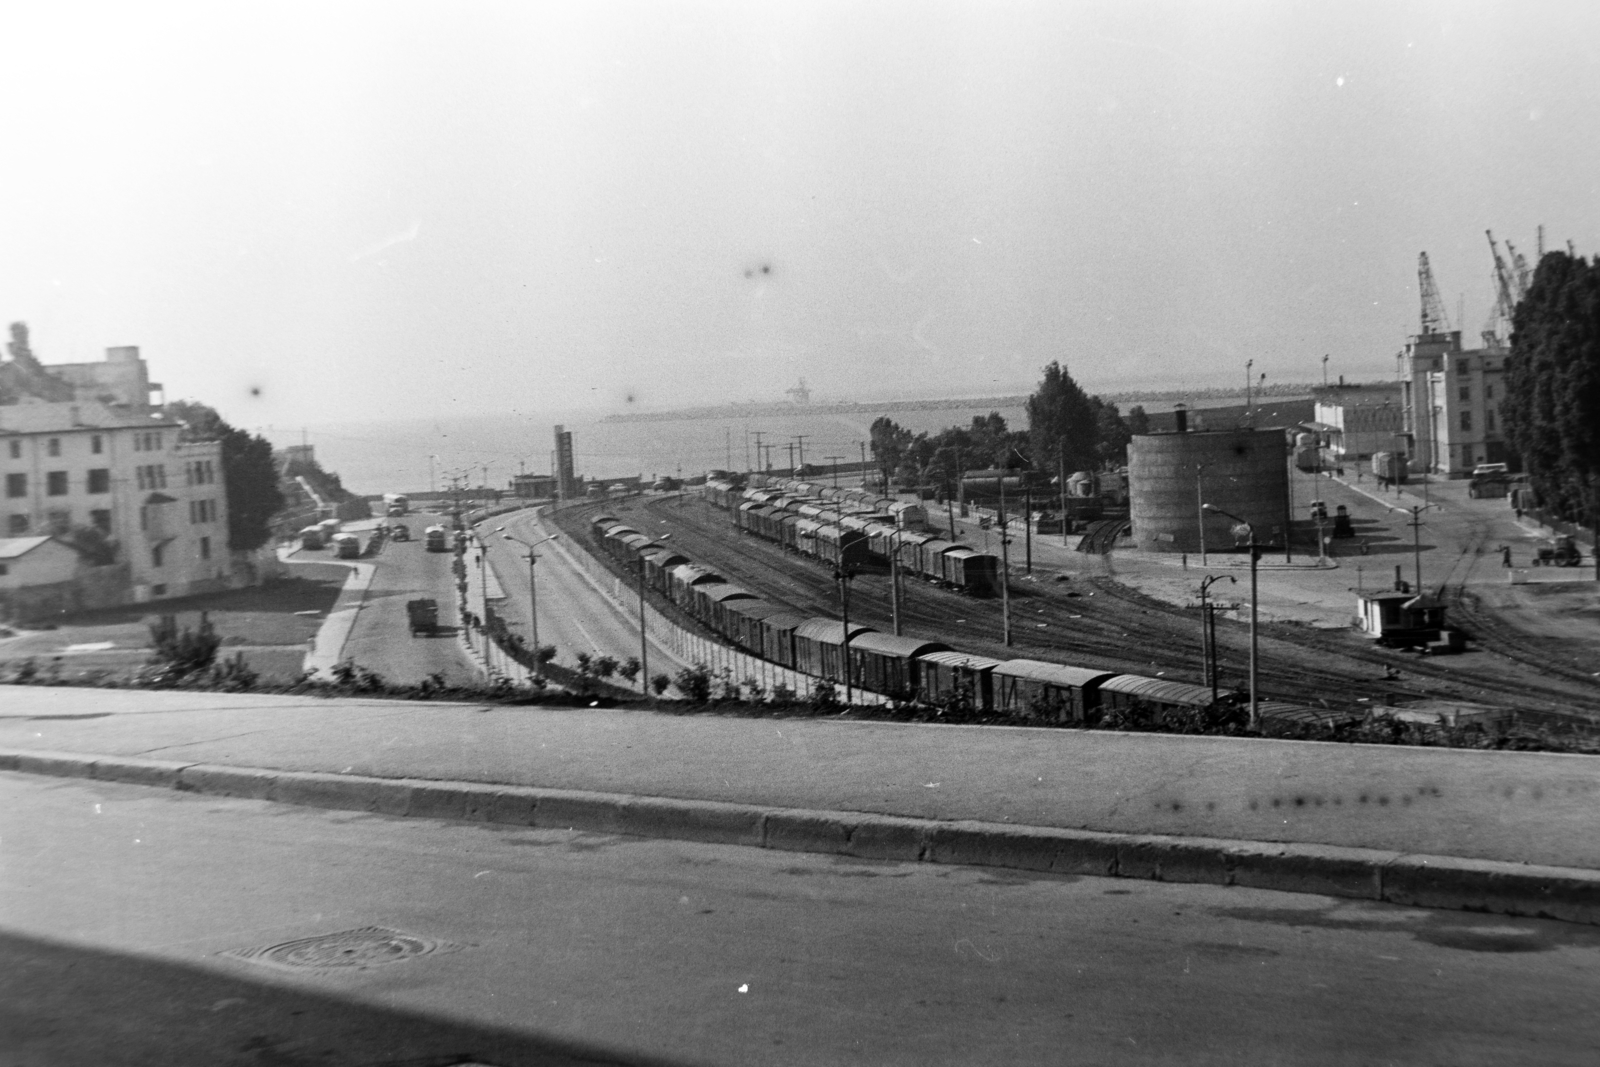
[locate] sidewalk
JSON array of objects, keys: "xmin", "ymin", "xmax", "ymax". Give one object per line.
[{"xmin": 1, "ymin": 685, "xmax": 1597, "ymax": 924}]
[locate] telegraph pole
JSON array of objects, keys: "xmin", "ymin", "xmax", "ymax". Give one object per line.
[
  {"xmin": 999, "ymin": 481, "xmax": 1012, "ymax": 646},
  {"xmin": 793, "ymin": 435, "xmax": 809, "ymax": 475}
]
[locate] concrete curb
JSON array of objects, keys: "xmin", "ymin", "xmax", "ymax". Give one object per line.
[{"xmin": 5, "ymin": 747, "xmax": 1597, "ymax": 927}]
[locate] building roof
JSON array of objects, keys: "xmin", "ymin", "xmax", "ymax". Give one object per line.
[
  {"xmin": 0, "ymin": 400, "xmax": 174, "ymax": 434},
  {"xmin": 0, "ymin": 536, "xmax": 57, "ymax": 559}
]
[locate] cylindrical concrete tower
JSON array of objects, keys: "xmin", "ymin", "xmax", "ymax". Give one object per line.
[{"xmin": 1128, "ymin": 428, "xmax": 1288, "ymax": 553}]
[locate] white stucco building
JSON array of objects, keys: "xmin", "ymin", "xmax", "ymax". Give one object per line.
[{"xmin": 0, "ymin": 401, "xmax": 230, "ymax": 602}]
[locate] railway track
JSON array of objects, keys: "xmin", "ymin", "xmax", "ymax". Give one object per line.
[{"xmin": 568, "ymin": 494, "xmax": 1600, "ymax": 721}]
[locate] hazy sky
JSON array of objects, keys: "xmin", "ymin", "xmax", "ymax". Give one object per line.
[{"xmin": 2, "ymin": 2, "xmax": 1596, "ymax": 429}]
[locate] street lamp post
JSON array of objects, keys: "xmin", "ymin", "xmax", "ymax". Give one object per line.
[
  {"xmin": 1203, "ymin": 504, "xmax": 1261, "ymax": 727},
  {"xmin": 497, "ymin": 528, "xmax": 558, "ymax": 661},
  {"xmin": 639, "ymin": 533, "xmax": 671, "ymax": 696},
  {"xmin": 1197, "ymin": 573, "xmax": 1236, "ymax": 702}
]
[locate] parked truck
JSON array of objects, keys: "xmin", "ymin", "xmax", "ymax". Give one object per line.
[{"xmin": 1371, "ymin": 451, "xmax": 1407, "ymax": 486}]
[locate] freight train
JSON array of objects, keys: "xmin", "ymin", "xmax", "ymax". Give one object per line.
[
  {"xmin": 706, "ymin": 478, "xmax": 1001, "ymax": 597},
  {"xmin": 589, "ymin": 504, "xmax": 1334, "ymax": 727}
]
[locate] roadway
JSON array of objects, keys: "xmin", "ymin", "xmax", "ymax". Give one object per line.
[
  {"xmin": 482, "ymin": 505, "xmax": 689, "ymax": 688},
  {"xmin": 6, "ymin": 770, "xmax": 1598, "ymax": 1066},
  {"xmin": 322, "ymin": 515, "xmax": 480, "ymax": 688}
]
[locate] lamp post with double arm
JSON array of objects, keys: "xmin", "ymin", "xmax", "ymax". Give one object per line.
[{"xmin": 497, "ymin": 528, "xmax": 558, "ymax": 661}]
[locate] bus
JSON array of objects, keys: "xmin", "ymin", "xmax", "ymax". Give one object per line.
[
  {"xmin": 332, "ymin": 533, "xmax": 361, "ymax": 559},
  {"xmin": 424, "ymin": 525, "xmax": 449, "ymax": 552},
  {"xmin": 298, "ymin": 526, "xmax": 325, "ymax": 550},
  {"xmin": 383, "ymin": 492, "xmax": 409, "ymax": 516}
]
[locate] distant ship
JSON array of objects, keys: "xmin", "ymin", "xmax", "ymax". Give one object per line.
[{"xmin": 784, "ymin": 378, "xmax": 811, "ymax": 405}]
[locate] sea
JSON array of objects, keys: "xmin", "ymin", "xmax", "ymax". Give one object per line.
[{"xmin": 260, "ymin": 391, "xmax": 1291, "ymax": 497}]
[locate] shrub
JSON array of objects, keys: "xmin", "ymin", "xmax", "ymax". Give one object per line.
[
  {"xmin": 617, "ymin": 656, "xmax": 642, "ymax": 683},
  {"xmin": 535, "ymin": 645, "xmax": 557, "ymax": 665},
  {"xmin": 808, "ymin": 678, "xmax": 840, "ymax": 711},
  {"xmin": 675, "ymin": 663, "xmax": 713, "ymax": 703},
  {"xmin": 594, "ymin": 655, "xmax": 619, "ymax": 679},
  {"xmin": 148, "ymin": 612, "xmax": 221, "ymax": 679},
  {"xmin": 650, "ymin": 672, "xmax": 672, "ymax": 696}
]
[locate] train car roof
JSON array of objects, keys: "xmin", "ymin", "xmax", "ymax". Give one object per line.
[
  {"xmin": 642, "ymin": 548, "xmax": 689, "ymax": 565},
  {"xmin": 757, "ymin": 611, "xmax": 814, "ymax": 632},
  {"xmin": 1256, "ymin": 701, "xmax": 1350, "ymax": 727},
  {"xmin": 919, "ymin": 650, "xmax": 1005, "ymax": 671},
  {"xmin": 921, "ymin": 539, "xmax": 960, "ymax": 554},
  {"xmin": 896, "ymin": 531, "xmax": 936, "ymax": 545},
  {"xmin": 1098, "ymin": 674, "xmax": 1215, "ymax": 706},
  {"xmin": 888, "ymin": 500, "xmax": 924, "ymax": 513},
  {"xmin": 669, "ymin": 563, "xmax": 724, "ymax": 584},
  {"xmin": 590, "ymin": 514, "xmax": 618, "ymax": 527},
  {"xmin": 992, "ymin": 659, "xmax": 1116, "ymax": 688},
  {"xmin": 699, "ymin": 584, "xmax": 759, "ymax": 603},
  {"xmin": 792, "ymin": 618, "xmax": 876, "ymax": 644},
  {"xmin": 849, "ymin": 633, "xmax": 952, "ymax": 658},
  {"xmin": 722, "ymin": 599, "xmax": 787, "ymax": 623}
]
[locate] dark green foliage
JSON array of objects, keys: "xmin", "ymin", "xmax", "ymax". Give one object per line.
[
  {"xmin": 869, "ymin": 416, "xmax": 914, "ymax": 486},
  {"xmin": 593, "ymin": 655, "xmax": 619, "ymax": 679},
  {"xmin": 1028, "ymin": 362, "xmax": 1100, "ymax": 475},
  {"xmin": 64, "ymin": 524, "xmax": 119, "ymax": 566},
  {"xmin": 1503, "ymin": 251, "xmax": 1600, "ymax": 523},
  {"xmin": 808, "ymin": 677, "xmax": 840, "ymax": 710},
  {"xmin": 674, "ymin": 662, "xmax": 713, "ymax": 703},
  {"xmin": 1126, "ymin": 404, "xmax": 1151, "ymax": 437},
  {"xmin": 166, "ymin": 399, "xmax": 286, "ymax": 552},
  {"xmin": 617, "ymin": 656, "xmax": 642, "ymax": 683},
  {"xmin": 650, "ymin": 672, "xmax": 672, "ymax": 696},
  {"xmin": 147, "ymin": 612, "xmax": 221, "ymax": 680}
]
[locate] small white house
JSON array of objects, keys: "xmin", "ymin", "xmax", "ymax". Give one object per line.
[{"xmin": 0, "ymin": 536, "xmax": 80, "ymax": 589}]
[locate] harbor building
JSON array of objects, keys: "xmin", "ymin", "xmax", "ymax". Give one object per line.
[{"xmin": 1401, "ymin": 328, "xmax": 1512, "ymax": 476}]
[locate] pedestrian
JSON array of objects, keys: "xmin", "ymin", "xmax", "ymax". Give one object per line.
[{"xmin": 1502, "ymin": 545, "xmax": 1512, "ymax": 567}]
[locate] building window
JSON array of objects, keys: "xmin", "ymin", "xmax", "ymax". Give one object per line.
[
  {"xmin": 1460, "ymin": 411, "xmax": 1473, "ymax": 432},
  {"xmin": 1486, "ymin": 411, "xmax": 1497, "ymax": 432},
  {"xmin": 151, "ymin": 543, "xmax": 165, "ymax": 568},
  {"xmin": 151, "ymin": 583, "xmax": 167, "ymax": 597},
  {"xmin": 7, "ymin": 515, "xmax": 28, "ymax": 535},
  {"xmin": 91, "ymin": 435, "xmax": 103, "ymax": 454},
  {"xmin": 6, "ymin": 473, "xmax": 25, "ymax": 498},
  {"xmin": 47, "ymin": 438, "xmax": 60, "ymax": 457},
  {"xmin": 1459, "ymin": 385, "xmax": 1470, "ymax": 402},
  {"xmin": 200, "ymin": 535, "xmax": 211, "ymax": 560},
  {"xmin": 0, "ymin": 563, "xmax": 7, "ymax": 576},
  {"xmin": 6, "ymin": 440, "xmax": 17, "ymax": 460},
  {"xmin": 135, "ymin": 464, "xmax": 168, "ymax": 491},
  {"xmin": 189, "ymin": 499, "xmax": 217, "ymax": 524},
  {"xmin": 88, "ymin": 468, "xmax": 110, "ymax": 493},
  {"xmin": 155, "ymin": 464, "xmax": 166, "ymax": 489},
  {"xmin": 46, "ymin": 471, "xmax": 68, "ymax": 496},
  {"xmin": 91, "ymin": 509, "xmax": 111, "ymax": 533},
  {"xmin": 1485, "ymin": 384, "xmax": 1494, "ymax": 399},
  {"xmin": 1457, "ymin": 360, "xmax": 1468, "ymax": 375}
]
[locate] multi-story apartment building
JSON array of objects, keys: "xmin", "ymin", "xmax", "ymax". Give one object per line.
[
  {"xmin": 0, "ymin": 401, "xmax": 229, "ymax": 602},
  {"xmin": 1401, "ymin": 329, "xmax": 1512, "ymax": 476}
]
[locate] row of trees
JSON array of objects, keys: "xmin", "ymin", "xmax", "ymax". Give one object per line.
[
  {"xmin": 869, "ymin": 362, "xmax": 1148, "ymax": 493},
  {"xmin": 1502, "ymin": 251, "xmax": 1600, "ymax": 526}
]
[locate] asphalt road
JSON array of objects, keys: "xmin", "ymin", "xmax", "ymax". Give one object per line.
[
  {"xmin": 482, "ymin": 507, "xmax": 689, "ymax": 684},
  {"xmin": 336, "ymin": 517, "xmax": 479, "ymax": 688},
  {"xmin": 6, "ymin": 771, "xmax": 1599, "ymax": 1066}
]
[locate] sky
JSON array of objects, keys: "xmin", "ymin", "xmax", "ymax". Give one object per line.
[{"xmin": 1, "ymin": 1, "xmax": 1597, "ymax": 431}]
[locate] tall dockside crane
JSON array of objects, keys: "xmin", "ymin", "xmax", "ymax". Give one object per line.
[
  {"xmin": 1417, "ymin": 252, "xmax": 1452, "ymax": 335},
  {"xmin": 1485, "ymin": 229, "xmax": 1520, "ymax": 345}
]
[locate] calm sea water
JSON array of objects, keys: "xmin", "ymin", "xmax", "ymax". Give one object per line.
[{"xmin": 264, "ymin": 402, "xmax": 1031, "ymax": 497}]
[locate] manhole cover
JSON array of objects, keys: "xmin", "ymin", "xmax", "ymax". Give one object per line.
[{"xmin": 221, "ymin": 926, "xmax": 462, "ymax": 972}]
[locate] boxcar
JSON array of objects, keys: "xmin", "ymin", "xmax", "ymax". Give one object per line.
[
  {"xmin": 720, "ymin": 599, "xmax": 785, "ymax": 655},
  {"xmin": 792, "ymin": 619, "xmax": 875, "ymax": 682},
  {"xmin": 918, "ymin": 651, "xmax": 1004, "ymax": 712},
  {"xmin": 757, "ymin": 611, "xmax": 813, "ymax": 669},
  {"xmin": 668, "ymin": 563, "xmax": 724, "ymax": 608},
  {"xmin": 642, "ymin": 549, "xmax": 689, "ymax": 594},
  {"xmin": 699, "ymin": 583, "xmax": 760, "ymax": 632},
  {"xmin": 916, "ymin": 539, "xmax": 959, "ymax": 583},
  {"xmin": 991, "ymin": 660, "xmax": 1116, "ymax": 721},
  {"xmin": 946, "ymin": 548, "xmax": 1001, "ymax": 597},
  {"xmin": 847, "ymin": 634, "xmax": 950, "ymax": 701},
  {"xmin": 1095, "ymin": 674, "xmax": 1216, "ymax": 716}
]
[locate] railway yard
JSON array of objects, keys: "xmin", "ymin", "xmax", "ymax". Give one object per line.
[{"xmin": 551, "ymin": 478, "xmax": 1600, "ymax": 730}]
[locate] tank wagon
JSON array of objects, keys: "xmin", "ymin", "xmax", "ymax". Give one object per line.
[
  {"xmin": 583, "ymin": 508, "xmax": 1330, "ymax": 726},
  {"xmin": 1128, "ymin": 425, "xmax": 1288, "ymax": 554}
]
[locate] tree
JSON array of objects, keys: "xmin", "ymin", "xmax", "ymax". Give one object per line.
[
  {"xmin": 1126, "ymin": 404, "xmax": 1151, "ymax": 437},
  {"xmin": 1502, "ymin": 252, "xmax": 1600, "ymax": 524},
  {"xmin": 869, "ymin": 416, "xmax": 914, "ymax": 489},
  {"xmin": 1092, "ymin": 399, "xmax": 1132, "ymax": 466},
  {"xmin": 166, "ymin": 400, "xmax": 285, "ymax": 552},
  {"xmin": 1026, "ymin": 362, "xmax": 1100, "ymax": 475}
]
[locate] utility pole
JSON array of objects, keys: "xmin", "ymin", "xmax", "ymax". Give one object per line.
[
  {"xmin": 752, "ymin": 431, "xmax": 766, "ymax": 475},
  {"xmin": 793, "ymin": 435, "xmax": 809, "ymax": 475},
  {"xmin": 1322, "ymin": 354, "xmax": 1329, "ymax": 389},
  {"xmin": 1059, "ymin": 444, "xmax": 1070, "ymax": 547},
  {"xmin": 858, "ymin": 441, "xmax": 867, "ymax": 480},
  {"xmin": 1023, "ymin": 483, "xmax": 1032, "ymax": 575},
  {"xmin": 786, "ymin": 442, "xmax": 795, "ymax": 476},
  {"xmin": 1196, "ymin": 463, "xmax": 1207, "ymax": 565},
  {"xmin": 999, "ymin": 481, "xmax": 1012, "ymax": 647},
  {"xmin": 827, "ymin": 456, "xmax": 843, "ymax": 488},
  {"xmin": 1246, "ymin": 359, "xmax": 1254, "ymax": 423}
]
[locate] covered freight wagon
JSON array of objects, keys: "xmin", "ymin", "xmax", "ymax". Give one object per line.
[{"xmin": 992, "ymin": 661, "xmax": 1116, "ymax": 722}]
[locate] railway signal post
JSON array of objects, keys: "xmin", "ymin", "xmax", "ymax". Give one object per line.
[{"xmin": 1203, "ymin": 504, "xmax": 1261, "ymax": 728}]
